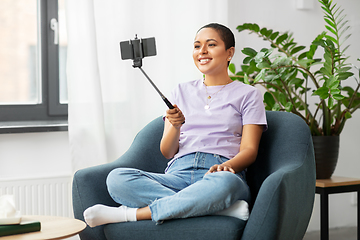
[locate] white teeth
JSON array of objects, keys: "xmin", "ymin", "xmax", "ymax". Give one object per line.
[{"xmin": 200, "ymin": 59, "xmax": 210, "ymax": 63}]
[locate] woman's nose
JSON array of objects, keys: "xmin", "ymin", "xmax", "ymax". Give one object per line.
[{"xmin": 200, "ymin": 45, "xmax": 208, "ymax": 54}]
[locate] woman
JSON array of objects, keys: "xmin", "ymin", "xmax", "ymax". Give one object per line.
[{"xmin": 84, "ymin": 23, "xmax": 267, "ymax": 227}]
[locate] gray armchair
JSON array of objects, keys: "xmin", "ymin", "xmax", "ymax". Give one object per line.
[{"xmin": 72, "ymin": 111, "xmax": 316, "ymax": 240}]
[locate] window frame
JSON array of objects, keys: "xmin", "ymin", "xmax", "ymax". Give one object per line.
[{"xmin": 0, "ymin": 0, "xmax": 67, "ymax": 128}]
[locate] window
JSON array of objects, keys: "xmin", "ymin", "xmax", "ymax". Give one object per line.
[{"xmin": 0, "ymin": 0, "xmax": 68, "ymax": 132}]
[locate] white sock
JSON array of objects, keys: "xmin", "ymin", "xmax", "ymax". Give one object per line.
[
  {"xmin": 83, "ymin": 204, "xmax": 137, "ymax": 228},
  {"xmin": 215, "ymin": 200, "xmax": 249, "ymax": 221}
]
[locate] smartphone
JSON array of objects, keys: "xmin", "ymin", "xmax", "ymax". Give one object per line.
[{"xmin": 120, "ymin": 37, "xmax": 156, "ymax": 60}]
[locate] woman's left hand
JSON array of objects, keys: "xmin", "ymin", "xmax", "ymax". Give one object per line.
[{"xmin": 206, "ymin": 164, "xmax": 235, "ymax": 175}]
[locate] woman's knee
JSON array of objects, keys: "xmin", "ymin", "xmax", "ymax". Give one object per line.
[
  {"xmin": 106, "ymin": 168, "xmax": 138, "ymax": 195},
  {"xmin": 204, "ymin": 171, "xmax": 249, "ymax": 199}
]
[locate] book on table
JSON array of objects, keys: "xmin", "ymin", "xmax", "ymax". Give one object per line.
[{"xmin": 0, "ymin": 219, "xmax": 41, "ymax": 237}]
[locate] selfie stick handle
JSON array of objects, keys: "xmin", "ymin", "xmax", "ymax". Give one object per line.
[{"xmin": 138, "ymin": 67, "xmax": 174, "ymax": 109}]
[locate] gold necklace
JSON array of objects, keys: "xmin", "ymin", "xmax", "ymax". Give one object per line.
[{"xmin": 204, "ymin": 80, "xmax": 231, "ymax": 110}]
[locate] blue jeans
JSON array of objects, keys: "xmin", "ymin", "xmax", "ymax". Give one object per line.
[{"xmin": 106, "ymin": 152, "xmax": 250, "ymax": 222}]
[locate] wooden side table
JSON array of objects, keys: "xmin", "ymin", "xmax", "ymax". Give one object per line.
[
  {"xmin": 316, "ymin": 176, "xmax": 360, "ymax": 240},
  {"xmin": 0, "ymin": 215, "xmax": 86, "ymax": 240}
]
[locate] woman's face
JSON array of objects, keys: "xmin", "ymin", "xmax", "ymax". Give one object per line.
[{"xmin": 193, "ymin": 27, "xmax": 234, "ymax": 76}]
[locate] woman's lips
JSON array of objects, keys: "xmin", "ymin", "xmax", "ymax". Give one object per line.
[{"xmin": 199, "ymin": 58, "xmax": 212, "ymax": 64}]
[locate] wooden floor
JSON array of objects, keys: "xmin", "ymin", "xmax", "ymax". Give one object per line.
[{"xmin": 303, "ymin": 227, "xmax": 357, "ymax": 240}]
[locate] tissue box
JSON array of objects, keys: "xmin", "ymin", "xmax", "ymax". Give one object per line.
[{"xmin": 0, "ymin": 195, "xmax": 21, "ymax": 225}]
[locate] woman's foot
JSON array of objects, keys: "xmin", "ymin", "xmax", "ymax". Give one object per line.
[{"xmin": 83, "ymin": 204, "xmax": 137, "ymax": 227}]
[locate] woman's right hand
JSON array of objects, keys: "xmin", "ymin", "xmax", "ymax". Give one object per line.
[
  {"xmin": 165, "ymin": 104, "xmax": 185, "ymax": 129},
  {"xmin": 161, "ymin": 104, "xmax": 184, "ymax": 159}
]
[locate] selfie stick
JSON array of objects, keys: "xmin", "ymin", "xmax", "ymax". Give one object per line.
[{"xmin": 137, "ymin": 67, "xmax": 174, "ymax": 110}]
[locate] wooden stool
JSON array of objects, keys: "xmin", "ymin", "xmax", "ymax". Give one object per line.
[{"xmin": 316, "ymin": 176, "xmax": 360, "ymax": 240}]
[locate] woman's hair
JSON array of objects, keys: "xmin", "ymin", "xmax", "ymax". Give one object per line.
[{"xmin": 197, "ymin": 23, "xmax": 235, "ymax": 50}]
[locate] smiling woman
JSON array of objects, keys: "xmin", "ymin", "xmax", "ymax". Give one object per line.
[
  {"xmin": 83, "ymin": 23, "xmax": 267, "ymax": 227},
  {"xmin": 193, "ymin": 25, "xmax": 235, "ymax": 86}
]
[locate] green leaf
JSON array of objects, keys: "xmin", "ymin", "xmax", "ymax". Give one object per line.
[
  {"xmin": 244, "ymin": 74, "xmax": 250, "ymax": 85},
  {"xmin": 283, "ymin": 42, "xmax": 296, "ymax": 51},
  {"xmin": 264, "ymin": 74, "xmax": 277, "ymax": 82},
  {"xmin": 325, "ymin": 25, "xmax": 337, "ymax": 37},
  {"xmin": 298, "ymin": 52, "xmax": 308, "ymax": 60},
  {"xmin": 336, "ymin": 13, "xmax": 346, "ymax": 26},
  {"xmin": 229, "ymin": 63, "xmax": 236, "ymax": 74},
  {"xmin": 266, "ymin": 29, "xmax": 273, "ymax": 37},
  {"xmin": 338, "ymin": 20, "xmax": 349, "ymax": 32},
  {"xmin": 276, "ymin": 33, "xmax": 288, "ymax": 45},
  {"xmin": 285, "ymin": 102, "xmax": 293, "ymax": 112},
  {"xmin": 289, "ymin": 78, "xmax": 303, "ymax": 86},
  {"xmin": 254, "ymin": 69, "xmax": 266, "ymax": 83},
  {"xmin": 336, "ymin": 66, "xmax": 352, "ymax": 73},
  {"xmin": 256, "ymin": 62, "xmax": 270, "ymax": 69},
  {"xmin": 337, "ymin": 72, "xmax": 354, "ymax": 80},
  {"xmin": 272, "ymin": 103, "xmax": 281, "ymax": 111},
  {"xmin": 332, "ymin": 94, "xmax": 345, "ymax": 100},
  {"xmin": 324, "ymin": 18, "xmax": 336, "ymax": 30},
  {"xmin": 325, "ymin": 38, "xmax": 336, "ymax": 48},
  {"xmin": 243, "ymin": 56, "xmax": 252, "ymax": 64},
  {"xmin": 269, "ymin": 32, "xmax": 279, "ymax": 41},
  {"xmin": 320, "ymin": 67, "xmax": 332, "ymax": 77},
  {"xmin": 242, "ymin": 47, "xmax": 257, "ymax": 57},
  {"xmin": 342, "ymin": 86, "xmax": 355, "ymax": 96},
  {"xmin": 264, "ymin": 92, "xmax": 275, "ymax": 109},
  {"xmin": 254, "ymin": 51, "xmax": 266, "ymax": 63},
  {"xmin": 326, "ymin": 76, "xmax": 339, "ymax": 88},
  {"xmin": 251, "ymin": 24, "xmax": 260, "ymax": 32},
  {"xmin": 278, "ymin": 93, "xmax": 287, "ymax": 106},
  {"xmin": 290, "ymin": 46, "xmax": 306, "ymax": 55},
  {"xmin": 321, "ymin": 6, "xmax": 331, "ymax": 15},
  {"xmin": 271, "ymin": 56, "xmax": 288, "ymax": 67},
  {"xmin": 345, "ymin": 111, "xmax": 352, "ymax": 119},
  {"xmin": 237, "ymin": 24, "xmax": 250, "ymax": 32},
  {"xmin": 313, "ymin": 86, "xmax": 329, "ymax": 99},
  {"xmin": 260, "ymin": 28, "xmax": 270, "ymax": 36},
  {"xmin": 330, "ymin": 89, "xmax": 340, "ymax": 95},
  {"xmin": 263, "ymin": 48, "xmax": 274, "ymax": 58},
  {"xmin": 296, "ymin": 59, "xmax": 314, "ymax": 68},
  {"xmin": 325, "ymin": 35, "xmax": 338, "ymax": 44}
]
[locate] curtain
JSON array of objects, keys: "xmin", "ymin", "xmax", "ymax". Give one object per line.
[{"xmin": 66, "ymin": 0, "xmax": 229, "ymax": 172}]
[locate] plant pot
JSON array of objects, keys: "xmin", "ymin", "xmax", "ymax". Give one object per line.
[{"xmin": 312, "ymin": 136, "xmax": 340, "ymax": 179}]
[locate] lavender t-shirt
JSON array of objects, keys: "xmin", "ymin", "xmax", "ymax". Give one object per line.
[{"xmin": 165, "ymin": 79, "xmax": 267, "ymax": 162}]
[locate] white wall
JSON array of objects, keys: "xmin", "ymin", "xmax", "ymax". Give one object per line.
[
  {"xmin": 0, "ymin": 131, "xmax": 72, "ymax": 180},
  {"xmin": 228, "ymin": 0, "xmax": 360, "ymax": 232}
]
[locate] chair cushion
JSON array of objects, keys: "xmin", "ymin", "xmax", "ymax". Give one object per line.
[{"xmin": 103, "ymin": 215, "xmax": 246, "ymax": 240}]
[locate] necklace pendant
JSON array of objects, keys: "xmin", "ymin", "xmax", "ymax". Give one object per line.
[
  {"xmin": 204, "ymin": 105, "xmax": 210, "ymax": 110},
  {"xmin": 207, "ymin": 96, "xmax": 211, "ymax": 99}
]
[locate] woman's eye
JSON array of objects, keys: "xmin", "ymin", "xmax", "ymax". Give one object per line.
[
  {"xmin": 194, "ymin": 45, "xmax": 200, "ymax": 49},
  {"xmin": 209, "ymin": 43, "xmax": 216, "ymax": 47}
]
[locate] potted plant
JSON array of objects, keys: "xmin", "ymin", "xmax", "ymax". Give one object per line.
[{"xmin": 229, "ymin": 0, "xmax": 360, "ymax": 178}]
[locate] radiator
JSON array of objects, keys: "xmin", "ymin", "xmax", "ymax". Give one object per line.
[{"xmin": 0, "ymin": 175, "xmax": 73, "ymax": 217}]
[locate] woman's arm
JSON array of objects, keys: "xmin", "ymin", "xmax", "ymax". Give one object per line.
[
  {"xmin": 160, "ymin": 105, "xmax": 185, "ymax": 159},
  {"xmin": 207, "ymin": 124, "xmax": 264, "ymax": 174}
]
